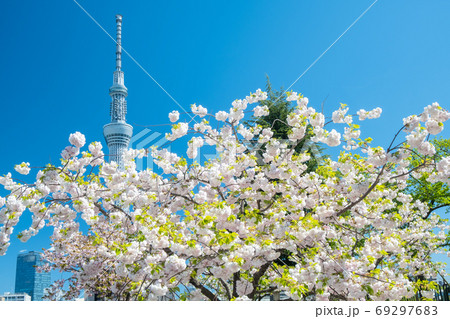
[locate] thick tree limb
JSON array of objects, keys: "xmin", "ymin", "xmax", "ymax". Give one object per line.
[
  {"xmin": 189, "ymin": 277, "xmax": 219, "ymax": 301},
  {"xmin": 218, "ymin": 278, "xmax": 231, "ymax": 300},
  {"xmin": 423, "ymin": 204, "xmax": 449, "ymax": 220},
  {"xmin": 336, "ymin": 165, "xmax": 386, "ymax": 217},
  {"xmin": 248, "ymin": 260, "xmax": 272, "ymax": 300},
  {"xmin": 232, "ymin": 272, "xmax": 240, "ymax": 298}
]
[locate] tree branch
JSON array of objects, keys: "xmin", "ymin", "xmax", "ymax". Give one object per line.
[
  {"xmin": 423, "ymin": 204, "xmax": 449, "ymax": 220},
  {"xmin": 232, "ymin": 272, "xmax": 240, "ymax": 298},
  {"xmin": 248, "ymin": 260, "xmax": 273, "ymax": 300},
  {"xmin": 189, "ymin": 277, "xmax": 219, "ymax": 301},
  {"xmin": 336, "ymin": 165, "xmax": 386, "ymax": 217},
  {"xmin": 218, "ymin": 278, "xmax": 231, "ymax": 300}
]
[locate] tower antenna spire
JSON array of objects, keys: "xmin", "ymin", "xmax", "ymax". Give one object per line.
[{"xmin": 115, "ymin": 14, "xmax": 122, "ymax": 71}]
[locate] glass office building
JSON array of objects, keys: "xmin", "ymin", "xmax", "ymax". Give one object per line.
[{"xmin": 15, "ymin": 251, "xmax": 51, "ymax": 301}]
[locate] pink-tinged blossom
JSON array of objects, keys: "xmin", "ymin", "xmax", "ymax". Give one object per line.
[
  {"xmin": 61, "ymin": 146, "xmax": 79, "ymax": 160},
  {"xmin": 69, "ymin": 132, "xmax": 86, "ymax": 148},
  {"xmin": 165, "ymin": 255, "xmax": 186, "ymax": 274},
  {"xmin": 316, "ymin": 292, "xmax": 331, "ymax": 301},
  {"xmin": 417, "ymin": 141, "xmax": 436, "ymax": 156},
  {"xmin": 403, "ymin": 115, "xmax": 420, "ymax": 132},
  {"xmin": 169, "ymin": 110, "xmax": 180, "ymax": 123},
  {"xmin": 436, "ymin": 157, "xmax": 450, "ymax": 183},
  {"xmin": 101, "ymin": 162, "xmax": 118, "ymax": 175},
  {"xmin": 406, "ymin": 130, "xmax": 427, "ymax": 148},
  {"xmin": 88, "ymin": 141, "xmax": 103, "ymax": 154},
  {"xmin": 425, "ymin": 119, "xmax": 443, "ymax": 135},
  {"xmin": 236, "ymin": 279, "xmax": 253, "ymax": 296},
  {"xmin": 424, "ymin": 102, "xmax": 450, "ymax": 122},
  {"xmin": 87, "ymin": 142, "xmax": 104, "ymax": 166}
]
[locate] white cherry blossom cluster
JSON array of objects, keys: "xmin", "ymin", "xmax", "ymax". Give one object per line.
[
  {"xmin": 253, "ymin": 105, "xmax": 270, "ymax": 117},
  {"xmin": 191, "ymin": 104, "xmax": 208, "ymax": 118},
  {"xmin": 168, "ymin": 110, "xmax": 179, "ymax": 123},
  {"xmin": 332, "ymin": 104, "xmax": 352, "ymax": 124},
  {"xmin": 14, "ymin": 162, "xmax": 30, "ymax": 175},
  {"xmin": 69, "ymin": 132, "xmax": 86, "ymax": 148},
  {"xmin": 357, "ymin": 107, "xmax": 382, "ymax": 121},
  {"xmin": 215, "ymin": 111, "xmax": 228, "ymax": 122},
  {"xmin": 165, "ymin": 122, "xmax": 189, "ymax": 141},
  {"xmin": 402, "ymin": 103, "xmax": 450, "ymax": 157}
]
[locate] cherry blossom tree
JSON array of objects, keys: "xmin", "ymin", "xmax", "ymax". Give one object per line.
[{"xmin": 0, "ymin": 90, "xmax": 449, "ymax": 301}]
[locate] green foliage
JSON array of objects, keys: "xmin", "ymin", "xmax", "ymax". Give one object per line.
[
  {"xmin": 251, "ymin": 76, "xmax": 294, "ymax": 141},
  {"xmin": 407, "ymin": 138, "xmax": 450, "ymax": 216},
  {"xmin": 245, "ymin": 75, "xmax": 326, "ymax": 171}
]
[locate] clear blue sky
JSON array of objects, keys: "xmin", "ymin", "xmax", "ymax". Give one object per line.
[{"xmin": 0, "ymin": 0, "xmax": 449, "ymax": 294}]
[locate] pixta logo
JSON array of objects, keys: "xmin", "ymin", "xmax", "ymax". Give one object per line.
[
  {"xmin": 129, "ymin": 128, "xmax": 168, "ymax": 171},
  {"xmin": 130, "ymin": 128, "xmax": 324, "ymax": 171}
]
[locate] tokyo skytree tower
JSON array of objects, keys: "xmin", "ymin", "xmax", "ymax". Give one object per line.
[{"xmin": 103, "ymin": 14, "xmax": 133, "ymax": 169}]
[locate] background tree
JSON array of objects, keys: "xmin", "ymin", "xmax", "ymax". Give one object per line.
[
  {"xmin": 245, "ymin": 76, "xmax": 326, "ymax": 172},
  {"xmin": 407, "ymin": 138, "xmax": 450, "ymax": 220}
]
